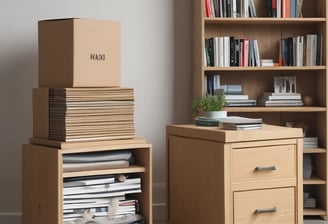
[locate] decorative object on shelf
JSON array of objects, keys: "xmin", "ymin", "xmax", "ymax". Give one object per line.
[
  {"xmin": 303, "ymin": 95, "xmax": 314, "ymax": 106},
  {"xmin": 285, "ymin": 121, "xmax": 308, "ymax": 137},
  {"xmin": 192, "ymin": 91, "xmax": 227, "ymax": 119},
  {"xmin": 274, "ymin": 76, "xmax": 297, "ymax": 94},
  {"xmin": 303, "ymin": 155, "xmax": 313, "ymax": 179}
]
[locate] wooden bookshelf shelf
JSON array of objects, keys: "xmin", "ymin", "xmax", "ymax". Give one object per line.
[
  {"xmin": 303, "ymin": 148, "xmax": 326, "ymax": 154},
  {"xmin": 204, "ymin": 66, "xmax": 326, "ymax": 71},
  {"xmin": 303, "ymin": 177, "xmax": 326, "ymax": 185},
  {"xmin": 303, "ymin": 208, "xmax": 327, "ymax": 216},
  {"xmin": 205, "ymin": 17, "xmax": 326, "ymax": 24},
  {"xmin": 224, "ymin": 106, "xmax": 326, "ymax": 113}
]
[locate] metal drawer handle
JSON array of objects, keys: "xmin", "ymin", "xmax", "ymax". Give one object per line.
[
  {"xmin": 255, "ymin": 207, "xmax": 277, "ymax": 214},
  {"xmin": 255, "ymin": 166, "xmax": 276, "ymax": 171}
]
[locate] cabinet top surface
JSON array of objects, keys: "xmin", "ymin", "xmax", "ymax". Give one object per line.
[{"xmin": 166, "ymin": 124, "xmax": 303, "ymax": 143}]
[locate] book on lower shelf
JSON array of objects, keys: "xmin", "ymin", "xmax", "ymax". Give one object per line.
[
  {"xmin": 218, "ymin": 116, "xmax": 262, "ymax": 130},
  {"xmin": 258, "ymin": 92, "xmax": 303, "ymax": 106},
  {"xmin": 303, "ymin": 137, "xmax": 319, "ymax": 149},
  {"xmin": 63, "ymin": 174, "xmax": 143, "ymax": 222}
]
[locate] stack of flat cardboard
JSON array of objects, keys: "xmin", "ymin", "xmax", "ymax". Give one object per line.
[{"xmin": 33, "ymin": 87, "xmax": 135, "ymax": 142}]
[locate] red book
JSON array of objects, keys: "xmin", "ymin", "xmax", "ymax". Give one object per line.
[
  {"xmin": 282, "ymin": 0, "xmax": 290, "ymax": 18},
  {"xmin": 272, "ymin": 0, "xmax": 277, "ymax": 17},
  {"xmin": 243, "ymin": 39, "xmax": 249, "ymax": 67},
  {"xmin": 205, "ymin": 0, "xmax": 213, "ymax": 17}
]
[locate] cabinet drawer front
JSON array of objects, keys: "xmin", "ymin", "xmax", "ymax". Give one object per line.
[
  {"xmin": 232, "ymin": 145, "xmax": 296, "ymax": 184},
  {"xmin": 234, "ymin": 188, "xmax": 295, "ymax": 224}
]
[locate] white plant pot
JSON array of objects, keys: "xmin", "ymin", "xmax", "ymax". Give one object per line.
[{"xmin": 204, "ymin": 111, "xmax": 227, "ymax": 119}]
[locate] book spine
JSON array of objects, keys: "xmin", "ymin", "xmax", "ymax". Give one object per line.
[
  {"xmin": 234, "ymin": 39, "xmax": 240, "ymax": 66},
  {"xmin": 290, "ymin": 0, "xmax": 296, "ymax": 17},
  {"xmin": 223, "ymin": 36, "xmax": 230, "ymax": 66},
  {"xmin": 208, "ymin": 37, "xmax": 214, "ymax": 66},
  {"xmin": 205, "ymin": 0, "xmax": 213, "ymax": 17},
  {"xmin": 267, "ymin": 0, "xmax": 272, "ymax": 17},
  {"xmin": 316, "ymin": 33, "xmax": 322, "ymax": 65},
  {"xmin": 213, "ymin": 36, "xmax": 220, "ymax": 66},
  {"xmin": 243, "ymin": 39, "xmax": 249, "ymax": 67},
  {"xmin": 272, "ymin": 0, "xmax": 277, "ymax": 17},
  {"xmin": 239, "ymin": 39, "xmax": 244, "ymax": 66},
  {"xmin": 230, "ymin": 36, "xmax": 235, "ymax": 66}
]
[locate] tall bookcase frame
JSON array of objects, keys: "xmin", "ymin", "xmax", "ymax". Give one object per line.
[{"xmin": 192, "ymin": 0, "xmax": 328, "ymax": 219}]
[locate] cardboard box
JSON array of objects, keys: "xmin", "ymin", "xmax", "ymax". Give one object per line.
[{"xmin": 38, "ymin": 18, "xmax": 121, "ymax": 87}]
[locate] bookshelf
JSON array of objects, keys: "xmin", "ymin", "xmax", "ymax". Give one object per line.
[{"xmin": 192, "ymin": 0, "xmax": 327, "ymax": 219}]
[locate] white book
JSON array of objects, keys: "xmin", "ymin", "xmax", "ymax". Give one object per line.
[
  {"xmin": 64, "ymin": 176, "xmax": 115, "ymax": 188},
  {"xmin": 242, "ymin": 0, "xmax": 249, "ymax": 17},
  {"xmin": 64, "ymin": 183, "xmax": 141, "ymax": 196},
  {"xmin": 253, "ymin": 40, "xmax": 260, "ymax": 66},
  {"xmin": 63, "ymin": 189, "xmax": 142, "ymax": 200},
  {"xmin": 219, "ymin": 37, "xmax": 224, "ymax": 66},
  {"xmin": 223, "ymin": 36, "xmax": 230, "ymax": 66},
  {"xmin": 277, "ymin": 0, "xmax": 281, "ymax": 18},
  {"xmin": 224, "ymin": 94, "xmax": 249, "ymax": 100},
  {"xmin": 232, "ymin": 0, "xmax": 237, "ymax": 17},
  {"xmin": 296, "ymin": 36, "xmax": 304, "ymax": 66},
  {"xmin": 261, "ymin": 94, "xmax": 301, "ymax": 100},
  {"xmin": 249, "ymin": 0, "xmax": 257, "ymax": 17}
]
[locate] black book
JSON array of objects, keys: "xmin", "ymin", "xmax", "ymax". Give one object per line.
[
  {"xmin": 227, "ymin": 0, "xmax": 232, "ymax": 17},
  {"xmin": 213, "ymin": 0, "xmax": 220, "ymax": 17},
  {"xmin": 208, "ymin": 37, "xmax": 214, "ymax": 66},
  {"xmin": 267, "ymin": 0, "xmax": 272, "ymax": 17},
  {"xmin": 316, "ymin": 33, "xmax": 322, "ymax": 65},
  {"xmin": 234, "ymin": 39, "xmax": 240, "ymax": 66},
  {"xmin": 230, "ymin": 36, "xmax": 235, "ymax": 66},
  {"xmin": 222, "ymin": 0, "xmax": 227, "ymax": 17},
  {"xmin": 287, "ymin": 37, "xmax": 294, "ymax": 66}
]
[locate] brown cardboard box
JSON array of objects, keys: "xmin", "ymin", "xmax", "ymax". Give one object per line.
[{"xmin": 38, "ymin": 18, "xmax": 121, "ymax": 87}]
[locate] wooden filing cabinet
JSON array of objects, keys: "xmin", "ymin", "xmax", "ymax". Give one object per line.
[{"xmin": 166, "ymin": 124, "xmax": 303, "ymax": 224}]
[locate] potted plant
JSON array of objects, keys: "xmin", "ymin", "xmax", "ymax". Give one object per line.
[{"xmin": 192, "ymin": 93, "xmax": 227, "ymax": 119}]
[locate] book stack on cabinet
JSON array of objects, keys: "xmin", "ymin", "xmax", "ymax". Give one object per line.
[
  {"xmin": 22, "ymin": 18, "xmax": 152, "ymax": 224},
  {"xmin": 193, "ymin": 0, "xmax": 328, "ymax": 221}
]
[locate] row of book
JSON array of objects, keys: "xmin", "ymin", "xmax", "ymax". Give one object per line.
[
  {"xmin": 205, "ymin": 0, "xmax": 256, "ymax": 18},
  {"xmin": 63, "ymin": 174, "xmax": 142, "ymax": 222},
  {"xmin": 204, "ymin": 76, "xmax": 257, "ymax": 106},
  {"xmin": 205, "ymin": 0, "xmax": 303, "ymax": 18},
  {"xmin": 280, "ymin": 34, "xmax": 323, "ymax": 67},
  {"xmin": 267, "ymin": 0, "xmax": 303, "ymax": 18},
  {"xmin": 205, "ymin": 36, "xmax": 260, "ymax": 67}
]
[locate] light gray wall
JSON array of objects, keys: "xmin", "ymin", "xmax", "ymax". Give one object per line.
[{"xmin": 0, "ymin": 0, "xmax": 191, "ymax": 223}]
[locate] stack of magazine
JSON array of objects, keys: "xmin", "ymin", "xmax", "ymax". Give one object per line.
[
  {"xmin": 218, "ymin": 116, "xmax": 262, "ymax": 130},
  {"xmin": 63, "ymin": 174, "xmax": 142, "ymax": 223},
  {"xmin": 258, "ymin": 92, "xmax": 303, "ymax": 107}
]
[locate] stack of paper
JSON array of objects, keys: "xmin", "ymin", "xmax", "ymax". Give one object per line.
[
  {"xmin": 48, "ymin": 88, "xmax": 135, "ymax": 142},
  {"xmin": 63, "ymin": 175, "xmax": 141, "ymax": 222},
  {"xmin": 218, "ymin": 116, "xmax": 262, "ymax": 130},
  {"xmin": 303, "ymin": 137, "xmax": 319, "ymax": 149}
]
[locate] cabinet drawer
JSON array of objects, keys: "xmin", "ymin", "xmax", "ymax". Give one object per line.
[
  {"xmin": 232, "ymin": 145, "xmax": 296, "ymax": 184},
  {"xmin": 234, "ymin": 187, "xmax": 295, "ymax": 224}
]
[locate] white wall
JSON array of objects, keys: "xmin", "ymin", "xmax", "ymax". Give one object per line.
[{"xmin": 0, "ymin": 0, "xmax": 191, "ymax": 223}]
